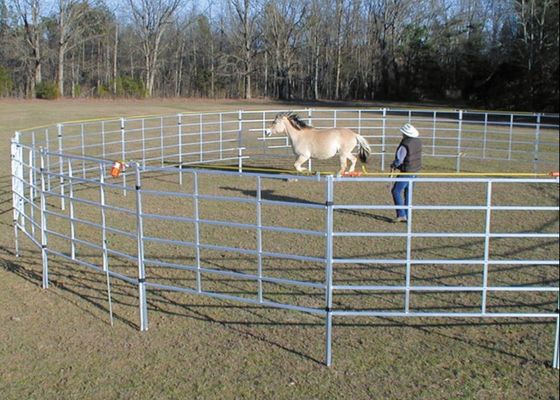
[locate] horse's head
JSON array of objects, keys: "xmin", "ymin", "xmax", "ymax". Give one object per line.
[
  {"xmin": 265, "ymin": 113, "xmax": 289, "ymax": 137},
  {"xmin": 265, "ymin": 112, "xmax": 309, "ymax": 136}
]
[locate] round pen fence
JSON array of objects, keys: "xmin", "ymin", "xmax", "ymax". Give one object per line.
[{"xmin": 10, "ymin": 108, "xmax": 560, "ymax": 368}]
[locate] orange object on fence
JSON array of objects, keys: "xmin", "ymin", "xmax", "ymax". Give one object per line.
[
  {"xmin": 549, "ymin": 171, "xmax": 559, "ymax": 177},
  {"xmin": 110, "ymin": 161, "xmax": 125, "ymax": 177}
]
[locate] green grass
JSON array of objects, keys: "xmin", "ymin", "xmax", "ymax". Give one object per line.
[{"xmin": 0, "ymin": 98, "xmax": 558, "ymax": 399}]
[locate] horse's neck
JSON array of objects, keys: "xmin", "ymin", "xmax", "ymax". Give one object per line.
[{"xmin": 284, "ymin": 121, "xmax": 303, "ymax": 142}]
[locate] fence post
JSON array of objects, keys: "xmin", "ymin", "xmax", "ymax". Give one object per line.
[
  {"xmin": 28, "ymin": 149, "xmax": 35, "ymax": 238},
  {"xmin": 57, "ymin": 124, "xmax": 65, "ymax": 210},
  {"xmin": 324, "ymin": 175, "xmax": 334, "ymax": 366},
  {"xmin": 99, "ymin": 164, "xmax": 114, "ymax": 326},
  {"xmin": 533, "ymin": 113, "xmax": 541, "ymax": 174},
  {"xmin": 39, "ymin": 149, "xmax": 49, "ymax": 289},
  {"xmin": 238, "ymin": 110, "xmax": 243, "ymax": 148},
  {"xmin": 554, "ymin": 303, "xmax": 559, "ymax": 369},
  {"xmin": 194, "ymin": 171, "xmax": 202, "ymax": 293},
  {"xmin": 508, "ymin": 114, "xmax": 514, "ymax": 161},
  {"xmin": 159, "ymin": 116, "xmax": 164, "ymax": 167},
  {"xmin": 404, "ymin": 178, "xmax": 414, "ymax": 313},
  {"xmin": 68, "ymin": 160, "xmax": 76, "ymax": 260},
  {"xmin": 45, "ymin": 128, "xmax": 51, "ymax": 191},
  {"xmin": 456, "ymin": 110, "xmax": 463, "ymax": 172},
  {"xmin": 120, "ymin": 118, "xmax": 127, "ymax": 196},
  {"xmin": 481, "ymin": 181, "xmax": 492, "ymax": 313},
  {"xmin": 307, "ymin": 109, "xmax": 313, "ymax": 171},
  {"xmin": 432, "ymin": 111, "xmax": 437, "ymax": 157},
  {"xmin": 11, "ymin": 134, "xmax": 21, "ymax": 257},
  {"xmin": 256, "ymin": 176, "xmax": 263, "ymax": 303},
  {"xmin": 199, "ymin": 113, "xmax": 204, "ymax": 163},
  {"xmin": 134, "ymin": 163, "xmax": 148, "ymax": 331},
  {"xmin": 381, "ymin": 108, "xmax": 387, "ymax": 171},
  {"xmin": 177, "ymin": 113, "xmax": 183, "ymax": 185},
  {"xmin": 80, "ymin": 124, "xmax": 86, "ymax": 178}
]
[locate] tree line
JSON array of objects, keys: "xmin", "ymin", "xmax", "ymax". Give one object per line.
[{"xmin": 0, "ymin": 0, "xmax": 558, "ymax": 112}]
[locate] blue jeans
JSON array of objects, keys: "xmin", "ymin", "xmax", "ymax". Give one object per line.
[{"xmin": 391, "ymin": 176, "xmax": 416, "ymax": 219}]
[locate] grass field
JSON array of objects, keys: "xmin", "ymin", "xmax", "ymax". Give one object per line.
[{"xmin": 1, "ymin": 98, "xmax": 559, "ymax": 399}]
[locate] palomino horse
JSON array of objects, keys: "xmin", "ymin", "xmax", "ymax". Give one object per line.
[{"xmin": 266, "ymin": 112, "xmax": 371, "ymax": 176}]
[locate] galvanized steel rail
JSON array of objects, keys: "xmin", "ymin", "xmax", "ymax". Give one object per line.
[{"xmin": 10, "ymin": 108, "xmax": 560, "ymax": 368}]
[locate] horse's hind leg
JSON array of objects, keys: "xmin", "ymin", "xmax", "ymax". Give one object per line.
[
  {"xmin": 338, "ymin": 155, "xmax": 348, "ymax": 176},
  {"xmin": 294, "ymin": 154, "xmax": 310, "ymax": 173},
  {"xmin": 347, "ymin": 153, "xmax": 357, "ymax": 172}
]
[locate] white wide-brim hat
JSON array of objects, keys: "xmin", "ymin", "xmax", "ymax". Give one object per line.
[{"xmin": 400, "ymin": 123, "xmax": 419, "ymax": 137}]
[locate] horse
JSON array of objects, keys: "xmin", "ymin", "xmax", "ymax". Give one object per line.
[{"xmin": 266, "ymin": 112, "xmax": 371, "ymax": 176}]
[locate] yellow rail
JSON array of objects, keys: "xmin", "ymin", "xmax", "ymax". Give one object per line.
[{"xmin": 183, "ymin": 163, "xmax": 558, "ymax": 178}]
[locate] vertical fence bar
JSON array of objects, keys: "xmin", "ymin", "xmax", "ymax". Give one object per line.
[
  {"xmin": 28, "ymin": 149, "xmax": 35, "ymax": 238},
  {"xmin": 481, "ymin": 181, "xmax": 492, "ymax": 313},
  {"xmin": 32, "ymin": 131, "xmax": 37, "ymax": 197},
  {"xmin": 508, "ymin": 114, "xmax": 514, "ymax": 160},
  {"xmin": 101, "ymin": 120, "xmax": 106, "ymax": 162},
  {"xmin": 325, "ymin": 175, "xmax": 334, "ymax": 366},
  {"xmin": 45, "ymin": 128, "xmax": 51, "ymax": 191},
  {"xmin": 99, "ymin": 165, "xmax": 108, "ymax": 272},
  {"xmin": 141, "ymin": 118, "xmax": 146, "ymax": 162},
  {"xmin": 11, "ymin": 134, "xmax": 21, "ymax": 257},
  {"xmin": 553, "ymin": 314, "xmax": 559, "ymax": 369},
  {"xmin": 307, "ymin": 109, "xmax": 313, "ymax": 171},
  {"xmin": 177, "ymin": 114, "xmax": 183, "ymax": 185},
  {"xmin": 39, "ymin": 149, "xmax": 49, "ymax": 289},
  {"xmin": 220, "ymin": 112, "xmax": 224, "ymax": 159},
  {"xmin": 432, "ymin": 111, "xmax": 437, "ymax": 156},
  {"xmin": 68, "ymin": 160, "xmax": 76, "ymax": 260},
  {"xmin": 238, "ymin": 110, "xmax": 243, "ymax": 154},
  {"xmin": 381, "ymin": 108, "xmax": 387, "ymax": 171},
  {"xmin": 80, "ymin": 124, "xmax": 86, "ymax": 178},
  {"xmin": 404, "ymin": 179, "xmax": 414, "ymax": 313},
  {"xmin": 357, "ymin": 109, "xmax": 362, "ymax": 135},
  {"xmin": 16, "ymin": 142, "xmax": 25, "ymax": 234},
  {"xmin": 194, "ymin": 171, "xmax": 202, "ymax": 293},
  {"xmin": 553, "ymin": 298, "xmax": 559, "ymax": 369},
  {"xmin": 256, "ymin": 176, "xmax": 263, "ymax": 302},
  {"xmin": 160, "ymin": 116, "xmax": 164, "ymax": 167},
  {"xmin": 482, "ymin": 113, "xmax": 488, "ymax": 160},
  {"xmin": 99, "ymin": 164, "xmax": 113, "ymax": 326},
  {"xmin": 120, "ymin": 118, "xmax": 127, "ymax": 195},
  {"xmin": 134, "ymin": 164, "xmax": 148, "ymax": 331},
  {"xmin": 456, "ymin": 110, "xmax": 463, "ymax": 172},
  {"xmin": 199, "ymin": 114, "xmax": 204, "ymax": 162},
  {"xmin": 533, "ymin": 114, "xmax": 541, "ymax": 173},
  {"xmin": 238, "ymin": 148, "xmax": 244, "ymax": 173},
  {"xmin": 57, "ymin": 124, "xmax": 65, "ymax": 210}
]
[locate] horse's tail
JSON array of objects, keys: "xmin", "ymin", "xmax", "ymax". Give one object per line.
[{"xmin": 356, "ymin": 134, "xmax": 371, "ymax": 163}]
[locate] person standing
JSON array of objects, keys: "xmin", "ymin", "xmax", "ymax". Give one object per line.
[{"xmin": 390, "ymin": 123, "xmax": 422, "ymax": 223}]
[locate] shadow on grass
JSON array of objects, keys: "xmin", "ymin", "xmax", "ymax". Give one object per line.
[{"xmin": 1, "ymin": 244, "xmax": 556, "ymax": 367}]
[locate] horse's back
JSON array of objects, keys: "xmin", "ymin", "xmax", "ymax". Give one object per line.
[{"xmin": 300, "ymin": 127, "xmax": 357, "ymax": 158}]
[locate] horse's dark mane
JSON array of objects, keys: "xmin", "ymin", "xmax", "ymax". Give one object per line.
[{"xmin": 277, "ymin": 112, "xmax": 312, "ymax": 130}]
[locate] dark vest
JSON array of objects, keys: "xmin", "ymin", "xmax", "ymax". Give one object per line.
[{"xmin": 398, "ymin": 136, "xmax": 422, "ymax": 172}]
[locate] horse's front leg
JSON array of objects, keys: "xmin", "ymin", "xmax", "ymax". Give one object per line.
[
  {"xmin": 294, "ymin": 155, "xmax": 310, "ymax": 173},
  {"xmin": 347, "ymin": 153, "xmax": 357, "ymax": 172}
]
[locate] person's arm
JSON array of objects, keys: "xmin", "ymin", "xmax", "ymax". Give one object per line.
[{"xmin": 391, "ymin": 145, "xmax": 407, "ymax": 169}]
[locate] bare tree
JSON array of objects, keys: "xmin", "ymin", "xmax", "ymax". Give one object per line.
[
  {"xmin": 55, "ymin": 0, "xmax": 93, "ymax": 96},
  {"xmin": 264, "ymin": 0, "xmax": 307, "ymax": 99},
  {"xmin": 227, "ymin": 0, "xmax": 261, "ymax": 99},
  {"xmin": 12, "ymin": 0, "xmax": 42, "ymax": 97},
  {"xmin": 127, "ymin": 0, "xmax": 183, "ymax": 97}
]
